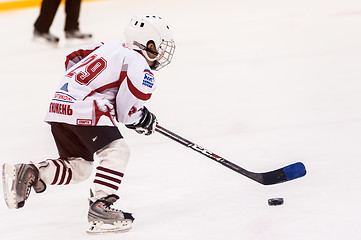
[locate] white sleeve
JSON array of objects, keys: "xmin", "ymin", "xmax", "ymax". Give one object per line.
[{"xmin": 115, "ymin": 55, "xmax": 156, "ymax": 125}]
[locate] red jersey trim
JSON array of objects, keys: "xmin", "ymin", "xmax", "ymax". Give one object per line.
[
  {"xmin": 82, "ymin": 70, "xmax": 127, "ymax": 100},
  {"xmin": 83, "ymin": 81, "xmax": 121, "ymax": 100},
  {"xmin": 82, "ymin": 69, "xmax": 151, "ymax": 102},
  {"xmin": 126, "ymin": 77, "xmax": 152, "ymax": 101}
]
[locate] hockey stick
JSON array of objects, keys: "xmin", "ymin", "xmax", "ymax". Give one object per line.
[{"xmin": 155, "ymin": 125, "xmax": 306, "ymax": 185}]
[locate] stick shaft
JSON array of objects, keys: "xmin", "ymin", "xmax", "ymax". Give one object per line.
[{"xmin": 155, "ymin": 125, "xmax": 306, "ymax": 185}]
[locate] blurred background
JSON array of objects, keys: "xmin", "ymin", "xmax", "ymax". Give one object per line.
[{"xmin": 0, "ymin": 0, "xmax": 361, "ymax": 239}]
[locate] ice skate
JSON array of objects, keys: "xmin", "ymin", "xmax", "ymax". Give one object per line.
[
  {"xmin": 2, "ymin": 163, "xmax": 46, "ymax": 209},
  {"xmin": 65, "ymin": 30, "xmax": 92, "ymax": 39},
  {"xmin": 87, "ymin": 194, "xmax": 134, "ymax": 234},
  {"xmin": 33, "ymin": 29, "xmax": 59, "ymax": 45}
]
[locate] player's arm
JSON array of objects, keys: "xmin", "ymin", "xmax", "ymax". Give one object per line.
[{"xmin": 115, "ymin": 63, "xmax": 157, "ymax": 135}]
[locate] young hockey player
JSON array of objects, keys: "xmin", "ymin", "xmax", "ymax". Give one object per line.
[{"xmin": 2, "ymin": 15, "xmax": 175, "ymax": 233}]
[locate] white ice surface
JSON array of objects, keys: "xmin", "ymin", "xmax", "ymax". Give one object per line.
[{"xmin": 0, "ymin": 0, "xmax": 361, "ymax": 239}]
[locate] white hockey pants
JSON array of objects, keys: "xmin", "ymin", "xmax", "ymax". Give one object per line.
[{"xmin": 34, "ymin": 139, "xmax": 130, "ymax": 199}]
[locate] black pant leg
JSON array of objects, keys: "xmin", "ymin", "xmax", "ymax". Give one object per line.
[
  {"xmin": 64, "ymin": 0, "xmax": 82, "ymax": 31},
  {"xmin": 34, "ymin": 0, "xmax": 62, "ymax": 33},
  {"xmin": 50, "ymin": 122, "xmax": 122, "ymax": 161}
]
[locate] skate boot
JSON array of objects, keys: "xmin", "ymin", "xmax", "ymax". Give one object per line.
[
  {"xmin": 65, "ymin": 30, "xmax": 92, "ymax": 39},
  {"xmin": 87, "ymin": 194, "xmax": 134, "ymax": 234},
  {"xmin": 33, "ymin": 29, "xmax": 59, "ymax": 44},
  {"xmin": 2, "ymin": 163, "xmax": 46, "ymax": 209}
]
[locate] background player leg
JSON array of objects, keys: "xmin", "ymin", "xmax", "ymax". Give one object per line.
[
  {"xmin": 64, "ymin": 0, "xmax": 92, "ymax": 39},
  {"xmin": 33, "ymin": 0, "xmax": 61, "ymax": 43}
]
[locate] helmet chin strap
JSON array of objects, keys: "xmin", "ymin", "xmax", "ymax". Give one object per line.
[
  {"xmin": 133, "ymin": 41, "xmax": 159, "ymax": 60},
  {"xmin": 133, "ymin": 41, "xmax": 161, "ymax": 70},
  {"xmin": 142, "ymin": 49, "xmax": 158, "ymax": 62}
]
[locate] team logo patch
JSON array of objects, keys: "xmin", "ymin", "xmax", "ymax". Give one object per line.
[
  {"xmin": 52, "ymin": 92, "xmax": 76, "ymax": 103},
  {"xmin": 60, "ymin": 83, "xmax": 69, "ymax": 92},
  {"xmin": 142, "ymin": 69, "xmax": 155, "ymax": 88}
]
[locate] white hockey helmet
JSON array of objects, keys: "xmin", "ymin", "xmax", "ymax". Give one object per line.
[{"xmin": 124, "ymin": 15, "xmax": 176, "ymax": 70}]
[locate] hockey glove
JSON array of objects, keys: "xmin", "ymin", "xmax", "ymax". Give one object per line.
[{"xmin": 126, "ymin": 107, "xmax": 157, "ymax": 135}]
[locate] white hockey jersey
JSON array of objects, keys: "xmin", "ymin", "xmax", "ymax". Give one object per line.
[{"xmin": 44, "ymin": 40, "xmax": 156, "ymax": 126}]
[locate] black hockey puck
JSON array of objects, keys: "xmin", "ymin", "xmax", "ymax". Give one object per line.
[{"xmin": 268, "ymin": 198, "xmax": 284, "ymax": 206}]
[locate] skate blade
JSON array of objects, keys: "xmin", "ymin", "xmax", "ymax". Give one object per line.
[
  {"xmin": 2, "ymin": 163, "xmax": 17, "ymax": 209},
  {"xmin": 32, "ymin": 36, "xmax": 59, "ymax": 48},
  {"xmin": 86, "ymin": 220, "xmax": 132, "ymax": 234}
]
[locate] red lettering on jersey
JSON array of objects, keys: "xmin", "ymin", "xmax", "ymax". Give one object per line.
[
  {"xmin": 49, "ymin": 103, "xmax": 73, "ymax": 115},
  {"xmin": 53, "ymin": 93, "xmax": 73, "ymax": 102},
  {"xmin": 65, "ymin": 55, "xmax": 107, "ymax": 86}
]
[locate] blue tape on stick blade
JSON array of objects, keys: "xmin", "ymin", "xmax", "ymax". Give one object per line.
[{"xmin": 283, "ymin": 162, "xmax": 306, "ymax": 181}]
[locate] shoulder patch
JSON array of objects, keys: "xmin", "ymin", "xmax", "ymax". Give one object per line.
[{"xmin": 142, "ymin": 69, "xmax": 155, "ymax": 88}]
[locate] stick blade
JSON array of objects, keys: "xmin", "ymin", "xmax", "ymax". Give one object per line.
[
  {"xmin": 283, "ymin": 162, "xmax": 307, "ymax": 181},
  {"xmin": 261, "ymin": 162, "xmax": 307, "ymax": 185}
]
